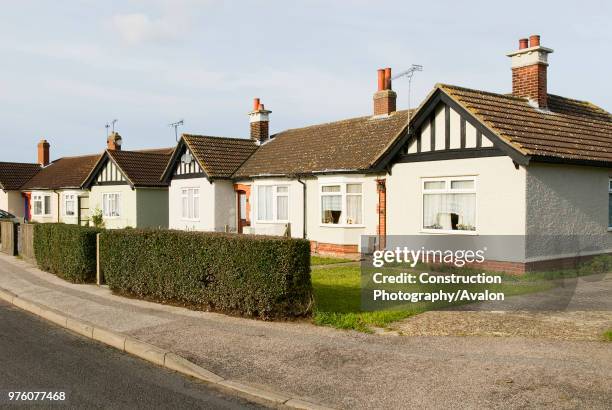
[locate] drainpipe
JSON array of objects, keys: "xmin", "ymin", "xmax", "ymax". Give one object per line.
[
  {"xmin": 296, "ymin": 176, "xmax": 307, "ymax": 239},
  {"xmin": 54, "ymin": 190, "xmax": 60, "ymax": 222}
]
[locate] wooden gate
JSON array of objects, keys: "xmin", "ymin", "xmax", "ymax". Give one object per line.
[
  {"xmin": 18, "ymin": 223, "xmax": 35, "ymax": 263},
  {"xmin": 0, "ymin": 221, "xmax": 18, "ymax": 256}
]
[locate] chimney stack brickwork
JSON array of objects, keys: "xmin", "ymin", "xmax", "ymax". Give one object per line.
[
  {"xmin": 107, "ymin": 132, "xmax": 122, "ymax": 150},
  {"xmin": 248, "ymin": 98, "xmax": 271, "ymax": 143},
  {"xmin": 507, "ymin": 35, "xmax": 553, "ymax": 108},
  {"xmin": 373, "ymin": 67, "xmax": 397, "ymax": 116},
  {"xmin": 37, "ymin": 139, "xmax": 50, "ymax": 167}
]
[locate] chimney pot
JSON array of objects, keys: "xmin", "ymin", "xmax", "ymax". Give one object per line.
[
  {"xmin": 253, "ymin": 98, "xmax": 260, "ymax": 111},
  {"xmin": 377, "ymin": 69, "xmax": 385, "ymax": 91},
  {"xmin": 529, "ymin": 34, "xmax": 540, "ymax": 47},
  {"xmin": 373, "ymin": 68, "xmax": 396, "ymax": 116},
  {"xmin": 37, "ymin": 139, "xmax": 50, "ymax": 167},
  {"xmin": 519, "ymin": 38, "xmax": 529, "ymax": 49},
  {"xmin": 384, "ymin": 67, "xmax": 392, "ymax": 90}
]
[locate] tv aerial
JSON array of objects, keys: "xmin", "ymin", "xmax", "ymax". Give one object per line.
[
  {"xmin": 169, "ymin": 119, "xmax": 184, "ymax": 142},
  {"xmin": 392, "ymin": 64, "xmax": 423, "ymax": 120}
]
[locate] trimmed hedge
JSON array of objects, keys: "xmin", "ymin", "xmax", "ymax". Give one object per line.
[
  {"xmin": 33, "ymin": 223, "xmax": 100, "ymax": 283},
  {"xmin": 99, "ymin": 229, "xmax": 313, "ymax": 319}
]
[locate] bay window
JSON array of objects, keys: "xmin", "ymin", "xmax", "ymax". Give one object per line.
[
  {"xmin": 320, "ymin": 183, "xmax": 363, "ymax": 225},
  {"xmin": 257, "ymin": 185, "xmax": 289, "ymax": 222},
  {"xmin": 181, "ymin": 188, "xmax": 199, "ymax": 220},
  {"xmin": 102, "ymin": 193, "xmax": 121, "ymax": 218},
  {"xmin": 422, "ymin": 177, "xmax": 476, "ymax": 232},
  {"xmin": 64, "ymin": 193, "xmax": 76, "ymax": 217},
  {"xmin": 32, "ymin": 193, "xmax": 51, "ymax": 216}
]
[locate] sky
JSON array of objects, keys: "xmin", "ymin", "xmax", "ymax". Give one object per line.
[{"xmin": 0, "ymin": 0, "xmax": 610, "ymax": 163}]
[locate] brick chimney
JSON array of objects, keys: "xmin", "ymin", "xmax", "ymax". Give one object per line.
[
  {"xmin": 373, "ymin": 67, "xmax": 397, "ymax": 116},
  {"xmin": 507, "ymin": 35, "xmax": 554, "ymax": 108},
  {"xmin": 248, "ymin": 98, "xmax": 271, "ymax": 143},
  {"xmin": 37, "ymin": 139, "xmax": 50, "ymax": 167},
  {"xmin": 107, "ymin": 132, "xmax": 122, "ymax": 150}
]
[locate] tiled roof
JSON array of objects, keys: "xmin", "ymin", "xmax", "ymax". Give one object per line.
[
  {"xmin": 0, "ymin": 162, "xmax": 41, "ymax": 190},
  {"xmin": 439, "ymin": 84, "xmax": 612, "ymax": 164},
  {"xmin": 21, "ymin": 154, "xmax": 101, "ymax": 190},
  {"xmin": 107, "ymin": 149, "xmax": 172, "ymax": 187},
  {"xmin": 182, "ymin": 135, "xmax": 258, "ymax": 179},
  {"xmin": 234, "ymin": 110, "xmax": 411, "ymax": 178}
]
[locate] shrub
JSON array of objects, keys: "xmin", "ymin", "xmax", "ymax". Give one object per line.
[
  {"xmin": 33, "ymin": 223, "xmax": 101, "ymax": 283},
  {"xmin": 99, "ymin": 229, "xmax": 313, "ymax": 319}
]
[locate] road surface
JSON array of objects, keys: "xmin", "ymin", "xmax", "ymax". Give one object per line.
[{"xmin": 0, "ymin": 300, "xmax": 265, "ymax": 409}]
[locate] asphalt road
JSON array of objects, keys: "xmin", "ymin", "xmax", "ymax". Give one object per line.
[{"xmin": 0, "ymin": 300, "xmax": 265, "ymax": 410}]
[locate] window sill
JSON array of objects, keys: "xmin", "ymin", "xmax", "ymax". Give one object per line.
[
  {"xmin": 255, "ymin": 220, "xmax": 289, "ymax": 224},
  {"xmin": 181, "ymin": 218, "xmax": 200, "ymax": 222},
  {"xmin": 420, "ymin": 229, "xmax": 478, "ymax": 235}
]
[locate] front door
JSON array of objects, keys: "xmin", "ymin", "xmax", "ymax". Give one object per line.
[{"xmin": 237, "ymin": 191, "xmax": 249, "ymax": 233}]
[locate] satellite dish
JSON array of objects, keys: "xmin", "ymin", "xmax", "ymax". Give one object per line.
[{"xmin": 181, "ymin": 152, "xmax": 193, "ymax": 164}]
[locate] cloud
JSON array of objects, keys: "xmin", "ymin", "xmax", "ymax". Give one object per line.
[{"xmin": 111, "ymin": 13, "xmax": 177, "ymax": 46}]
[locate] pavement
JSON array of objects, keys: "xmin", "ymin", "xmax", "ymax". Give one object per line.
[
  {"xmin": 0, "ymin": 253, "xmax": 611, "ymax": 409},
  {"xmin": 0, "ymin": 299, "xmax": 264, "ymax": 410}
]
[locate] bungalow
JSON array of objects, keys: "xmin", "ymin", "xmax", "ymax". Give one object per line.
[
  {"xmin": 82, "ymin": 133, "xmax": 173, "ymax": 229},
  {"xmin": 0, "ymin": 158, "xmax": 41, "ymax": 219},
  {"xmin": 171, "ymin": 35, "xmax": 611, "ymax": 271},
  {"xmin": 162, "ymin": 133, "xmax": 257, "ymax": 232},
  {"xmin": 21, "ymin": 140, "xmax": 100, "ymax": 225}
]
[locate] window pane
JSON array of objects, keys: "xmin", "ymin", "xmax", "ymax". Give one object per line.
[
  {"xmin": 44, "ymin": 196, "xmax": 51, "ymax": 214},
  {"xmin": 182, "ymin": 195, "xmax": 188, "ymax": 218},
  {"xmin": 347, "ymin": 184, "xmax": 362, "ymax": 194},
  {"xmin": 322, "ymin": 185, "xmax": 341, "ymax": 193},
  {"xmin": 451, "ymin": 180, "xmax": 475, "ymax": 190},
  {"xmin": 424, "ymin": 181, "xmax": 445, "ymax": 190},
  {"xmin": 346, "ymin": 195, "xmax": 362, "ymax": 224},
  {"xmin": 257, "ymin": 186, "xmax": 273, "ymax": 220},
  {"xmin": 423, "ymin": 193, "xmax": 476, "ymax": 231},
  {"xmin": 276, "ymin": 186, "xmax": 288, "ymax": 193},
  {"xmin": 277, "ymin": 195, "xmax": 288, "ymax": 220},
  {"xmin": 321, "ymin": 195, "xmax": 342, "ymax": 224},
  {"xmin": 193, "ymin": 191, "xmax": 199, "ymax": 219}
]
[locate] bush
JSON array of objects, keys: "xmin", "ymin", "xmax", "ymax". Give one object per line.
[
  {"xmin": 99, "ymin": 229, "xmax": 313, "ymax": 319},
  {"xmin": 33, "ymin": 223, "xmax": 101, "ymax": 283}
]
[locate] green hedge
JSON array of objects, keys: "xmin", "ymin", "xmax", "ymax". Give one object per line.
[
  {"xmin": 100, "ymin": 229, "xmax": 313, "ymax": 319},
  {"xmin": 33, "ymin": 223, "xmax": 100, "ymax": 283}
]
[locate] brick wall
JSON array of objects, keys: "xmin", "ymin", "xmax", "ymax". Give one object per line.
[
  {"xmin": 250, "ymin": 121, "xmax": 269, "ymax": 143},
  {"xmin": 512, "ymin": 63, "xmax": 547, "ymax": 108},
  {"xmin": 311, "ymin": 241, "xmax": 359, "ymax": 260},
  {"xmin": 373, "ymin": 90, "xmax": 397, "ymax": 116}
]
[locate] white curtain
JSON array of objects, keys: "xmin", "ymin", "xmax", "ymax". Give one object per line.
[
  {"xmin": 321, "ymin": 195, "xmax": 342, "ymax": 224},
  {"xmin": 346, "ymin": 195, "xmax": 362, "ymax": 224},
  {"xmin": 277, "ymin": 195, "xmax": 288, "ymax": 220},
  {"xmin": 258, "ymin": 186, "xmax": 273, "ymax": 221},
  {"xmin": 423, "ymin": 193, "xmax": 476, "ymax": 230}
]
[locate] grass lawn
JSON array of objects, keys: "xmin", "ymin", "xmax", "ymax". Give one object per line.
[
  {"xmin": 311, "ymin": 255, "xmax": 353, "ymax": 266},
  {"xmin": 311, "ymin": 256, "xmax": 612, "ymax": 332},
  {"xmin": 603, "ymin": 330, "xmax": 612, "ymax": 342}
]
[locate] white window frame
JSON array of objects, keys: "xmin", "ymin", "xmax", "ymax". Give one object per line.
[
  {"xmin": 102, "ymin": 193, "xmax": 121, "ymax": 219},
  {"xmin": 421, "ymin": 176, "xmax": 478, "ymax": 235},
  {"xmin": 32, "ymin": 192, "xmax": 52, "ymax": 217},
  {"xmin": 608, "ymin": 178, "xmax": 612, "ymax": 231},
  {"xmin": 63, "ymin": 192, "xmax": 77, "ymax": 217},
  {"xmin": 181, "ymin": 187, "xmax": 200, "ymax": 221},
  {"xmin": 255, "ymin": 184, "xmax": 290, "ymax": 223},
  {"xmin": 319, "ymin": 181, "xmax": 364, "ymax": 228}
]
